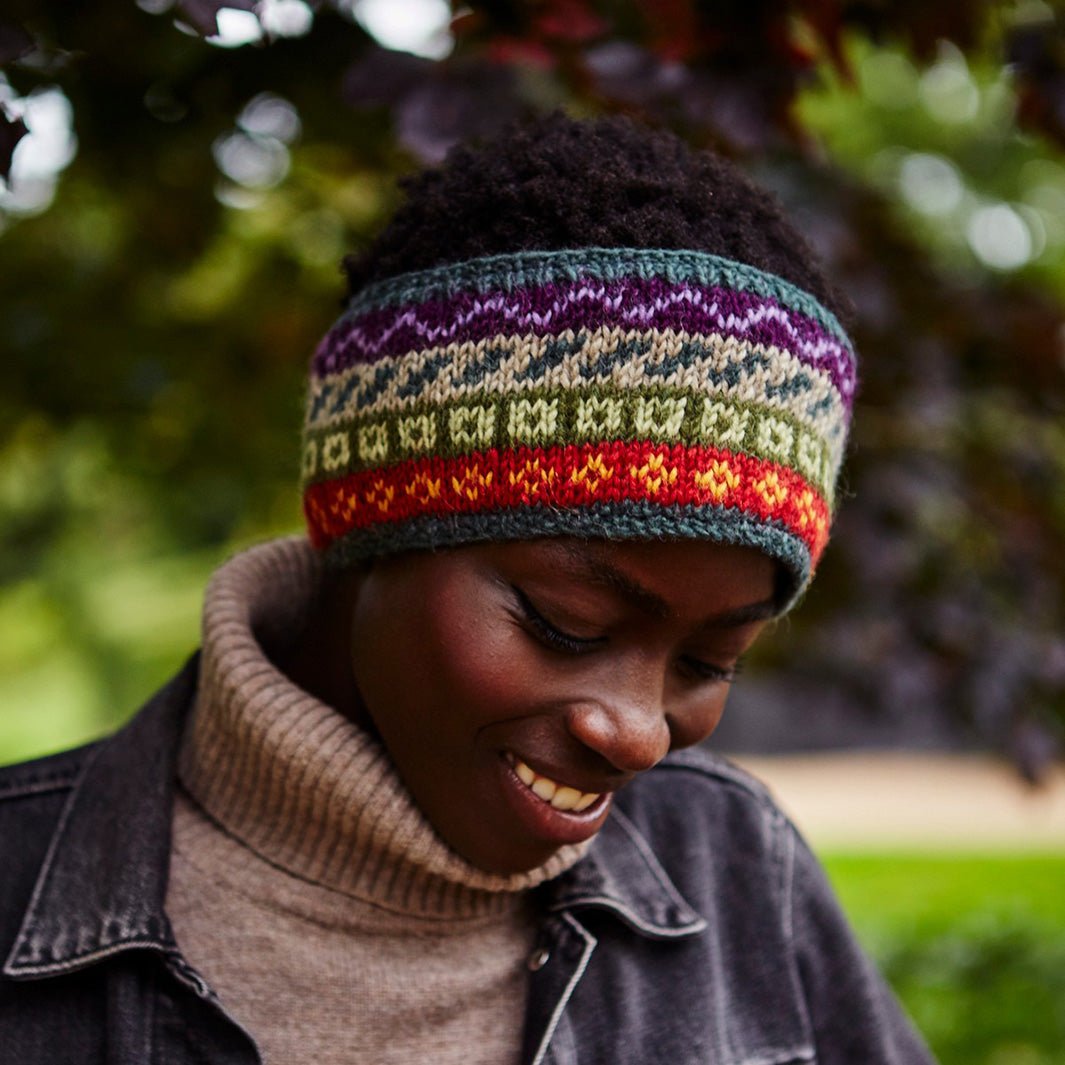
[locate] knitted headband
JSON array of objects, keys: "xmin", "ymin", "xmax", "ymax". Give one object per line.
[{"xmin": 301, "ymin": 247, "xmax": 856, "ymax": 610}]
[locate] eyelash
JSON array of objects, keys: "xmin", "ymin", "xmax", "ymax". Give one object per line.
[
  {"xmin": 679, "ymin": 656, "xmax": 745, "ymax": 684},
  {"xmin": 511, "ymin": 586, "xmax": 745, "ymax": 683},
  {"xmin": 512, "ymin": 587, "xmax": 603, "ymax": 654}
]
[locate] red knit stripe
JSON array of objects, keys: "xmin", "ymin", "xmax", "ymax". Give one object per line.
[{"xmin": 304, "ymin": 442, "xmax": 830, "ymax": 560}]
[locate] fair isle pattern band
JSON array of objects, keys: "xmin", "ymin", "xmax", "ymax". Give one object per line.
[
  {"xmin": 303, "ymin": 249, "xmax": 857, "ymax": 603},
  {"xmin": 303, "ymin": 390, "xmax": 838, "ymax": 512}
]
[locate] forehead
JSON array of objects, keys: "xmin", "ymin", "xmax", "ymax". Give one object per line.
[{"xmin": 458, "ymin": 537, "xmax": 779, "ymax": 622}]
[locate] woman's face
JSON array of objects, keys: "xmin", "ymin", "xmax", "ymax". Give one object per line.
[{"xmin": 348, "ymin": 537, "xmax": 776, "ymax": 874}]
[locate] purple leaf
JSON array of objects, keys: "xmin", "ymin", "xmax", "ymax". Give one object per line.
[
  {"xmin": 681, "ymin": 71, "xmax": 780, "ymax": 153},
  {"xmin": 584, "ymin": 41, "xmax": 687, "ymax": 107},
  {"xmin": 0, "ymin": 23, "xmax": 34, "ymax": 64},
  {"xmin": 395, "ymin": 67, "xmax": 522, "ymax": 164},
  {"xmin": 342, "ymin": 46, "xmax": 433, "ymax": 109}
]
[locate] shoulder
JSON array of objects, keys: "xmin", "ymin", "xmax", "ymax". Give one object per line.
[
  {"xmin": 0, "ymin": 741, "xmax": 100, "ymax": 840},
  {"xmin": 0, "ymin": 743, "xmax": 101, "ymax": 947},
  {"xmin": 0, "ymin": 742, "xmax": 97, "ymax": 805},
  {"xmin": 619, "ymin": 745, "xmax": 793, "ymax": 844},
  {"xmin": 612, "ymin": 747, "xmax": 801, "ymax": 916},
  {"xmin": 654, "ymin": 745, "xmax": 781, "ymax": 801}
]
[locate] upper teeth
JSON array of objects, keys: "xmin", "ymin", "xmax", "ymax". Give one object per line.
[{"xmin": 512, "ymin": 757, "xmax": 600, "ymax": 812}]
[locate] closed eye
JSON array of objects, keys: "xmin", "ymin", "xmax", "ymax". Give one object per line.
[
  {"xmin": 679, "ymin": 655, "xmax": 745, "ymax": 684},
  {"xmin": 511, "ymin": 586, "xmax": 605, "ymax": 655}
]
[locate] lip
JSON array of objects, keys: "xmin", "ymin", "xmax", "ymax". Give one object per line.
[{"xmin": 498, "ymin": 752, "xmax": 613, "ymax": 847}]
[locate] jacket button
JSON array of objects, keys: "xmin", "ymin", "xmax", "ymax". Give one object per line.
[{"xmin": 527, "ymin": 946, "xmax": 550, "ymax": 971}]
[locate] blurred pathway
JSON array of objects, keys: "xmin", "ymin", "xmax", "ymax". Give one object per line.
[{"xmin": 730, "ymin": 753, "xmax": 1065, "ymax": 851}]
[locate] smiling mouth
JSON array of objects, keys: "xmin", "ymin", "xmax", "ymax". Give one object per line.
[{"xmin": 506, "ymin": 753, "xmax": 602, "ymax": 813}]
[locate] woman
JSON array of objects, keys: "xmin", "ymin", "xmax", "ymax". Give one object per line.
[{"xmin": 0, "ymin": 113, "xmax": 935, "ymax": 1063}]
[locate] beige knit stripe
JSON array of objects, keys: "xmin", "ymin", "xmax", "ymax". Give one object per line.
[
  {"xmin": 421, "ymin": 874, "xmax": 445, "ymax": 914},
  {"xmin": 365, "ymin": 816, "xmax": 408, "ymax": 895},
  {"xmin": 305, "ymin": 327, "xmax": 845, "ymax": 435}
]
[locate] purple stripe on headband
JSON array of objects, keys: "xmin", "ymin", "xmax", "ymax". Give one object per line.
[{"xmin": 313, "ymin": 278, "xmax": 856, "ymax": 400}]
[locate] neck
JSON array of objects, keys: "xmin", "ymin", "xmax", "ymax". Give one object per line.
[{"xmin": 269, "ymin": 566, "xmax": 367, "ymax": 729}]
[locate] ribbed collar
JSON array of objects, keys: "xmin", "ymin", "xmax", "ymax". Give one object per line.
[{"xmin": 177, "ymin": 538, "xmax": 589, "ymax": 919}]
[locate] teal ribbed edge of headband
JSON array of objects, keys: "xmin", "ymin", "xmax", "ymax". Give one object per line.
[
  {"xmin": 321, "ymin": 500, "xmax": 814, "ymax": 613},
  {"xmin": 341, "ymin": 247, "xmax": 852, "ymax": 347}
]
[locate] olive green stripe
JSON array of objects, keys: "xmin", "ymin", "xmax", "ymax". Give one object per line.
[{"xmin": 301, "ymin": 387, "xmax": 838, "ymax": 503}]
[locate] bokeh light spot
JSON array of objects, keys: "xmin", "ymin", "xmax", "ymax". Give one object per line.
[
  {"xmin": 967, "ymin": 203, "xmax": 1033, "ymax": 271},
  {"xmin": 899, "ymin": 153, "xmax": 965, "ymax": 216},
  {"xmin": 0, "ymin": 85, "xmax": 78, "ymax": 216},
  {"xmin": 259, "ymin": 0, "xmax": 314, "ymax": 37},
  {"xmin": 206, "ymin": 8, "xmax": 264, "ymax": 48},
  {"xmin": 239, "ymin": 93, "xmax": 301, "ymax": 144},
  {"xmin": 920, "ymin": 47, "xmax": 980, "ymax": 124},
  {"xmin": 212, "ymin": 131, "xmax": 289, "ymax": 189},
  {"xmin": 351, "ymin": 0, "xmax": 453, "ymax": 59}
]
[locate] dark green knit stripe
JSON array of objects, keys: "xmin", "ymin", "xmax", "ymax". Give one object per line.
[
  {"xmin": 343, "ymin": 248, "xmax": 849, "ymax": 344},
  {"xmin": 301, "ymin": 387, "xmax": 837, "ymax": 501},
  {"xmin": 322, "ymin": 501, "xmax": 813, "ymax": 614}
]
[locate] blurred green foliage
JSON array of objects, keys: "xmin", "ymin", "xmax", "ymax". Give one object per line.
[
  {"xmin": 827, "ymin": 854, "xmax": 1065, "ymax": 1064},
  {"xmin": 1, "ymin": 1, "xmax": 1064, "ymax": 772}
]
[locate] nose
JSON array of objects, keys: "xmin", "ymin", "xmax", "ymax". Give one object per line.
[{"xmin": 564, "ymin": 686, "xmax": 672, "ymax": 775}]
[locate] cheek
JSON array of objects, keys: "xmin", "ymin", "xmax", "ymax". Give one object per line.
[
  {"xmin": 419, "ymin": 603, "xmax": 538, "ymax": 727},
  {"xmin": 352, "ymin": 571, "xmax": 540, "ymax": 750}
]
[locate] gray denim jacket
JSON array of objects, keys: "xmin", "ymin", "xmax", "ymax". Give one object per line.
[{"xmin": 0, "ymin": 656, "xmax": 935, "ymax": 1064}]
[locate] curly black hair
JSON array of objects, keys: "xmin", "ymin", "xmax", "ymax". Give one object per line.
[{"xmin": 343, "ymin": 112, "xmax": 843, "ymax": 319}]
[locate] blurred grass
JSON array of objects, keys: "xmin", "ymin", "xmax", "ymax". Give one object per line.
[
  {"xmin": 0, "ymin": 545, "xmax": 244, "ymax": 763},
  {"xmin": 826, "ymin": 854, "xmax": 1065, "ymax": 933},
  {"xmin": 826, "ymin": 854, "xmax": 1065, "ymax": 1064},
  {"xmin": 0, "ymin": 418, "xmax": 301, "ymax": 765}
]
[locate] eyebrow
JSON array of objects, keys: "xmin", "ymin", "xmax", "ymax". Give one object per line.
[{"xmin": 555, "ymin": 544, "xmax": 778, "ymax": 628}]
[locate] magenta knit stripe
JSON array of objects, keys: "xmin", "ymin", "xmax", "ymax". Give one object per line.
[{"xmin": 312, "ymin": 277, "xmax": 855, "ymax": 401}]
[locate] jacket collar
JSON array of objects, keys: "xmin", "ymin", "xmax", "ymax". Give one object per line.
[
  {"xmin": 5, "ymin": 654, "xmax": 702, "ymax": 979},
  {"xmin": 544, "ymin": 803, "xmax": 706, "ymax": 938},
  {"xmin": 3, "ymin": 656, "xmax": 197, "ymax": 979}
]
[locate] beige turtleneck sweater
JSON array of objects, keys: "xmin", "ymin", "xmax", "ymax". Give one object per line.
[{"xmin": 165, "ymin": 538, "xmax": 589, "ymax": 1065}]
